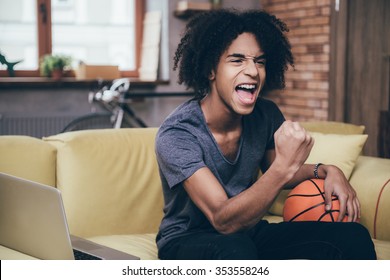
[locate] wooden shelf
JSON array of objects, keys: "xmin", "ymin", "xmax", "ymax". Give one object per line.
[
  {"xmin": 174, "ymin": 9, "xmax": 207, "ymax": 19},
  {"xmin": 0, "ymin": 77, "xmax": 169, "ymax": 90}
]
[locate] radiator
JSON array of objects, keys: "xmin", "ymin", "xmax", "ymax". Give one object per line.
[{"xmin": 0, "ymin": 116, "xmax": 77, "ymax": 138}]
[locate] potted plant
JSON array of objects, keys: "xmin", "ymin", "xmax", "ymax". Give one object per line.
[{"xmin": 40, "ymin": 54, "xmax": 72, "ymax": 79}]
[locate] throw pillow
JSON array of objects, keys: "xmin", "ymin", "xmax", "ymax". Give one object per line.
[
  {"xmin": 301, "ymin": 121, "xmax": 365, "ymax": 135},
  {"xmin": 305, "ymin": 132, "xmax": 368, "ymax": 179}
]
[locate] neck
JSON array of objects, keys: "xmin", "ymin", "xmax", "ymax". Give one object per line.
[{"xmin": 200, "ymin": 94, "xmax": 242, "ymax": 134}]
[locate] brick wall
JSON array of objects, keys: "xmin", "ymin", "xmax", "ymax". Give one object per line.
[{"xmin": 261, "ymin": 0, "xmax": 332, "ymax": 121}]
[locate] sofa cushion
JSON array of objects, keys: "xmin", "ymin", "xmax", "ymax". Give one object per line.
[
  {"xmin": 305, "ymin": 132, "xmax": 368, "ymax": 179},
  {"xmin": 88, "ymin": 233, "xmax": 158, "ymax": 260},
  {"xmin": 301, "ymin": 121, "xmax": 365, "ymax": 134},
  {"xmin": 44, "ymin": 128, "xmax": 163, "ymax": 238},
  {"xmin": 0, "ymin": 136, "xmax": 56, "ymax": 186},
  {"xmin": 349, "ymin": 156, "xmax": 390, "ymax": 241},
  {"xmin": 372, "ymin": 239, "xmax": 390, "ymax": 260},
  {"xmin": 0, "ymin": 245, "xmax": 38, "ymax": 260},
  {"xmin": 373, "ymin": 178, "xmax": 390, "ymax": 241}
]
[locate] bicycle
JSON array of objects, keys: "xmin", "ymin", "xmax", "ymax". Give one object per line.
[{"xmin": 61, "ymin": 78, "xmax": 148, "ymax": 132}]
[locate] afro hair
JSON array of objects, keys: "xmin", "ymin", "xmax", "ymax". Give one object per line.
[{"xmin": 173, "ymin": 9, "xmax": 294, "ymax": 99}]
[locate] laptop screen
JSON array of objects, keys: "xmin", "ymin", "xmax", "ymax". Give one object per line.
[{"xmin": 0, "ymin": 172, "xmax": 75, "ymax": 260}]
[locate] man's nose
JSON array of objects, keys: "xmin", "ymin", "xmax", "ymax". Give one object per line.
[{"xmin": 243, "ymin": 59, "xmax": 258, "ymax": 76}]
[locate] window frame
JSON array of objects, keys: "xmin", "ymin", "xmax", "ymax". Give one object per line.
[{"xmin": 0, "ymin": 0, "xmax": 144, "ymax": 78}]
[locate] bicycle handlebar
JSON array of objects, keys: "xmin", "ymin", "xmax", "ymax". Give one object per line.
[
  {"xmin": 110, "ymin": 78, "xmax": 130, "ymax": 92},
  {"xmin": 89, "ymin": 78, "xmax": 131, "ymax": 104}
]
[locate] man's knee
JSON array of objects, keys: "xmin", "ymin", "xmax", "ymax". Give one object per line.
[
  {"xmin": 336, "ymin": 222, "xmax": 376, "ymax": 260},
  {"xmin": 349, "ymin": 223, "xmax": 376, "ymax": 259}
]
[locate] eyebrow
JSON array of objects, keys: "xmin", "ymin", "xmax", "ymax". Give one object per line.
[{"xmin": 226, "ymin": 53, "xmax": 266, "ymax": 60}]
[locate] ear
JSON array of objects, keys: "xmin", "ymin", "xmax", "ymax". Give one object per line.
[{"xmin": 209, "ymin": 70, "xmax": 215, "ymax": 81}]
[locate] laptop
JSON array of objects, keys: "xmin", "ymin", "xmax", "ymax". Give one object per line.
[{"xmin": 0, "ymin": 172, "xmax": 139, "ymax": 260}]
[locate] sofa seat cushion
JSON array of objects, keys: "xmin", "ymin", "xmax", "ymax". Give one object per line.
[
  {"xmin": 88, "ymin": 233, "xmax": 158, "ymax": 260},
  {"xmin": 44, "ymin": 128, "xmax": 164, "ymax": 238},
  {"xmin": 372, "ymin": 239, "xmax": 390, "ymax": 260},
  {"xmin": 0, "ymin": 234, "xmax": 158, "ymax": 260},
  {"xmin": 263, "ymin": 215, "xmax": 283, "ymax": 224},
  {"xmin": 0, "ymin": 245, "xmax": 38, "ymax": 260}
]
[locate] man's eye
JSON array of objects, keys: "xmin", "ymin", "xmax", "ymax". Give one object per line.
[
  {"xmin": 256, "ymin": 60, "xmax": 266, "ymax": 66},
  {"xmin": 231, "ymin": 59, "xmax": 243, "ymax": 64}
]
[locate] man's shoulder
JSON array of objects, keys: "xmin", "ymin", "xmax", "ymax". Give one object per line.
[
  {"xmin": 157, "ymin": 99, "xmax": 203, "ymax": 140},
  {"xmin": 160, "ymin": 99, "xmax": 202, "ymax": 129}
]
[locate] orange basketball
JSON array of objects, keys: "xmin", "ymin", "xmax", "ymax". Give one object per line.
[{"xmin": 283, "ymin": 179, "xmax": 348, "ymax": 222}]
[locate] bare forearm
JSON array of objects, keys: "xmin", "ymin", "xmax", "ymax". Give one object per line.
[
  {"xmin": 284, "ymin": 164, "xmax": 316, "ymax": 189},
  {"xmin": 213, "ymin": 163, "xmax": 294, "ymax": 234},
  {"xmin": 284, "ymin": 163, "xmax": 329, "ymax": 189}
]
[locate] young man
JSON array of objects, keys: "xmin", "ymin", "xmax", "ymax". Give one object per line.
[{"xmin": 155, "ymin": 9, "xmax": 376, "ymax": 260}]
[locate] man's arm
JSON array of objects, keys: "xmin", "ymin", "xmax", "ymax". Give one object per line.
[
  {"xmin": 310, "ymin": 163, "xmax": 360, "ymax": 222},
  {"xmin": 183, "ymin": 120, "xmax": 314, "ymax": 234},
  {"xmin": 263, "ymin": 146, "xmax": 360, "ymax": 222},
  {"xmin": 184, "ymin": 165, "xmax": 290, "ymax": 234}
]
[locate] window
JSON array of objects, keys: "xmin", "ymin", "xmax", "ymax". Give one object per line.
[{"xmin": 0, "ymin": 0, "xmax": 144, "ymax": 78}]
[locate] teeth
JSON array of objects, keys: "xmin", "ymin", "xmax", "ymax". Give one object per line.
[{"xmin": 237, "ymin": 84, "xmax": 256, "ymax": 90}]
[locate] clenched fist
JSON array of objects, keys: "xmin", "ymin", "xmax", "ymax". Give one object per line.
[{"xmin": 273, "ymin": 120, "xmax": 314, "ymax": 175}]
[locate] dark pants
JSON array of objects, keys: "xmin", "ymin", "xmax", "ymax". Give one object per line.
[{"xmin": 159, "ymin": 221, "xmax": 377, "ymax": 260}]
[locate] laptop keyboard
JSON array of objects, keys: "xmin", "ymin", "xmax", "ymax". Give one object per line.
[{"xmin": 73, "ymin": 249, "xmax": 102, "ymax": 260}]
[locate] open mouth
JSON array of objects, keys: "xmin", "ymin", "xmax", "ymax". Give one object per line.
[{"xmin": 235, "ymin": 83, "xmax": 257, "ymax": 104}]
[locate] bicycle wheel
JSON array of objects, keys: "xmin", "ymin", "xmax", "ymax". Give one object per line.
[{"xmin": 61, "ymin": 112, "xmax": 114, "ymax": 132}]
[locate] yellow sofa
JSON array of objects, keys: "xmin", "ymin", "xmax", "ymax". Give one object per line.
[{"xmin": 0, "ymin": 122, "xmax": 390, "ymax": 260}]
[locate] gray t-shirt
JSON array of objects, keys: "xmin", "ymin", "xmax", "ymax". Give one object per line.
[{"xmin": 155, "ymin": 98, "xmax": 285, "ymax": 250}]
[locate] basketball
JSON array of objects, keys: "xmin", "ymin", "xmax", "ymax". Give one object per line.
[{"xmin": 283, "ymin": 179, "xmax": 348, "ymax": 222}]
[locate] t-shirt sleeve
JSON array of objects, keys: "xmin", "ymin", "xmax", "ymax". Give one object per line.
[{"xmin": 155, "ymin": 127, "xmax": 206, "ymax": 189}]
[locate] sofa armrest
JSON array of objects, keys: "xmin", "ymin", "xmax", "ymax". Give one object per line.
[{"xmin": 349, "ymin": 156, "xmax": 390, "ymax": 241}]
